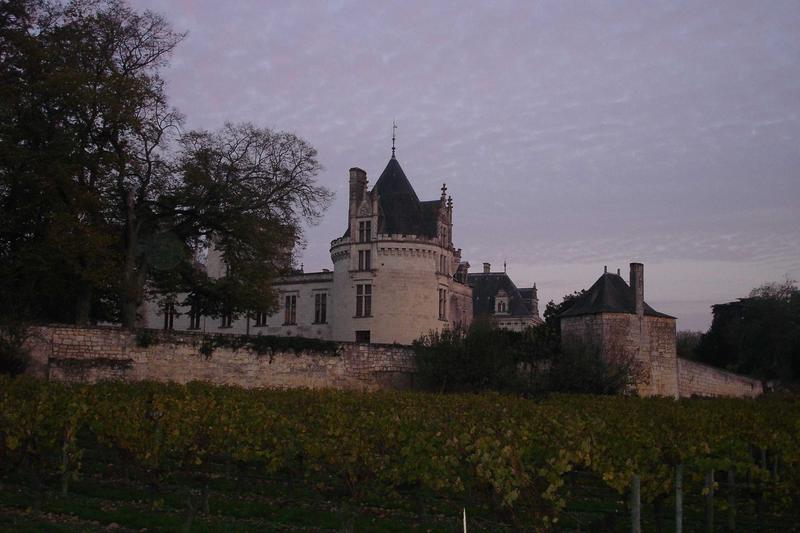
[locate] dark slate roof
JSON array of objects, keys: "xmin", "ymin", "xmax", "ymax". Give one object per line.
[
  {"xmin": 559, "ymin": 273, "xmax": 674, "ymax": 318},
  {"xmin": 468, "ymin": 272, "xmax": 534, "ymax": 317},
  {"xmin": 372, "ymin": 157, "xmax": 440, "ymax": 237},
  {"xmin": 518, "ymin": 287, "xmax": 537, "ymax": 301}
]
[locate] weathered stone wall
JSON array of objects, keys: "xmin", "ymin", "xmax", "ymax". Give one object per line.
[
  {"xmin": 25, "ymin": 325, "xmax": 416, "ymax": 391},
  {"xmin": 560, "ymin": 313, "xmax": 760, "ymax": 398},
  {"xmin": 677, "ymin": 358, "xmax": 763, "ymax": 398},
  {"xmin": 642, "ymin": 316, "xmax": 679, "ymax": 397}
]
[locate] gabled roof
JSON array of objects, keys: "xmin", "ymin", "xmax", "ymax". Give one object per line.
[
  {"xmin": 372, "ymin": 157, "xmax": 440, "ymax": 238},
  {"xmin": 468, "ymin": 272, "xmax": 534, "ymax": 317},
  {"xmin": 559, "ymin": 272, "xmax": 674, "ymax": 318}
]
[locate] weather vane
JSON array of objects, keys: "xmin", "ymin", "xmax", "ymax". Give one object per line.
[{"xmin": 392, "ymin": 120, "xmax": 397, "ymax": 158}]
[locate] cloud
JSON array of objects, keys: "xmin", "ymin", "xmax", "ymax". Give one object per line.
[{"xmin": 130, "ymin": 0, "xmax": 800, "ymax": 330}]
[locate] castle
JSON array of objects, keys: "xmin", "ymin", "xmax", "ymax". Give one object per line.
[{"xmin": 144, "ymin": 150, "xmax": 540, "ymax": 344}]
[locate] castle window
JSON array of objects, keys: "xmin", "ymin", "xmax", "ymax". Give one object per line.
[
  {"xmin": 438, "ymin": 288, "xmax": 447, "ymax": 320},
  {"xmin": 188, "ymin": 300, "xmax": 201, "ymax": 330},
  {"xmin": 496, "ymin": 301, "xmax": 506, "ymax": 313},
  {"xmin": 358, "ymin": 249, "xmax": 371, "ymax": 270},
  {"xmin": 356, "ymin": 284, "xmax": 372, "ymax": 317},
  {"xmin": 314, "ymin": 293, "xmax": 327, "ymax": 323},
  {"xmin": 163, "ymin": 301, "xmax": 175, "ymax": 330},
  {"xmin": 284, "ymin": 294, "xmax": 297, "ymax": 325},
  {"xmin": 355, "ymin": 330, "xmax": 371, "ymax": 343},
  {"xmin": 254, "ymin": 310, "xmax": 268, "ymax": 327},
  {"xmin": 358, "ymin": 220, "xmax": 372, "ymax": 242},
  {"xmin": 220, "ymin": 309, "xmax": 233, "ymax": 328},
  {"xmin": 438, "ymin": 254, "xmax": 447, "ymax": 275}
]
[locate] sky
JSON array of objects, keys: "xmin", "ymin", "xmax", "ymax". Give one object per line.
[{"xmin": 131, "ymin": 0, "xmax": 800, "ymax": 331}]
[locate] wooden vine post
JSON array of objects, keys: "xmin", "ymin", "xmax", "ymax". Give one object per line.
[
  {"xmin": 631, "ymin": 473, "xmax": 641, "ymax": 533},
  {"xmin": 727, "ymin": 468, "xmax": 736, "ymax": 532},
  {"xmin": 675, "ymin": 464, "xmax": 683, "ymax": 533},
  {"xmin": 705, "ymin": 470, "xmax": 715, "ymax": 532}
]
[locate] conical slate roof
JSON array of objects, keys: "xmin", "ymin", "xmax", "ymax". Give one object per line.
[
  {"xmin": 371, "ymin": 157, "xmax": 439, "ymax": 237},
  {"xmin": 559, "ymin": 272, "xmax": 674, "ymax": 318}
]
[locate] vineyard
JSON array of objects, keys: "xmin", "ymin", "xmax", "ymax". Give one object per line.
[{"xmin": 1, "ymin": 377, "xmax": 798, "ymax": 531}]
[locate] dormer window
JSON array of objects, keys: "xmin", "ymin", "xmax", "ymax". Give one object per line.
[
  {"xmin": 495, "ymin": 290, "xmax": 510, "ymax": 315},
  {"xmin": 163, "ymin": 301, "xmax": 175, "ymax": 330}
]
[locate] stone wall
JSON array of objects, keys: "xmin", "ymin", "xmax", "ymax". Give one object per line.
[
  {"xmin": 560, "ymin": 313, "xmax": 678, "ymax": 396},
  {"xmin": 677, "ymin": 358, "xmax": 763, "ymax": 398},
  {"xmin": 25, "ymin": 325, "xmax": 416, "ymax": 391},
  {"xmin": 560, "ymin": 313, "xmax": 761, "ymax": 398}
]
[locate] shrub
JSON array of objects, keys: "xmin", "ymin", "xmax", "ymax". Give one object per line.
[
  {"xmin": 0, "ymin": 324, "xmax": 30, "ymax": 376},
  {"xmin": 413, "ymin": 317, "xmax": 541, "ymax": 393},
  {"xmin": 548, "ymin": 338, "xmax": 642, "ymax": 395},
  {"xmin": 413, "ymin": 319, "xmax": 640, "ymax": 395}
]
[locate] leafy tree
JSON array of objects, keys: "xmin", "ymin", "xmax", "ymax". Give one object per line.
[
  {"xmin": 149, "ymin": 124, "xmax": 331, "ymax": 324},
  {"xmin": 675, "ymin": 330, "xmax": 702, "ymax": 360},
  {"xmin": 0, "ymin": 1, "xmax": 331, "ymax": 327},
  {"xmin": 696, "ymin": 280, "xmax": 800, "ymax": 383},
  {"xmin": 0, "ymin": 0, "xmax": 183, "ymax": 324},
  {"xmin": 543, "ymin": 290, "xmax": 585, "ymax": 341}
]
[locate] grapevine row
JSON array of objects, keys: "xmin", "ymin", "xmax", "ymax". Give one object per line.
[{"xmin": 0, "ymin": 377, "xmax": 797, "ymax": 527}]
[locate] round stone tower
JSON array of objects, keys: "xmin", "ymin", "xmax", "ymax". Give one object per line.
[{"xmin": 329, "ymin": 155, "xmax": 472, "ymax": 344}]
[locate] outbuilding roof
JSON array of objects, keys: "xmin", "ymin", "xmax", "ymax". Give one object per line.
[{"xmin": 559, "ymin": 272, "xmax": 674, "ymax": 318}]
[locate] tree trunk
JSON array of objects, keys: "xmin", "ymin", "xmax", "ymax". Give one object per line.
[
  {"xmin": 61, "ymin": 434, "xmax": 70, "ymax": 496},
  {"xmin": 120, "ymin": 189, "xmax": 142, "ymax": 329},
  {"xmin": 75, "ymin": 282, "xmax": 92, "ymax": 325}
]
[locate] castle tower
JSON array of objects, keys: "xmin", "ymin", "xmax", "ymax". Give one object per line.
[{"xmin": 329, "ymin": 153, "xmax": 471, "ymax": 344}]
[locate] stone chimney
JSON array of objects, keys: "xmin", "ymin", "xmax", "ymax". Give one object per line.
[
  {"xmin": 349, "ymin": 167, "xmax": 367, "ymax": 206},
  {"xmin": 483, "ymin": 262, "xmax": 491, "ymax": 273},
  {"xmin": 630, "ymin": 262, "xmax": 644, "ymax": 316}
]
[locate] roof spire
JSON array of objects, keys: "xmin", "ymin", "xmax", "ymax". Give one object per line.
[{"xmin": 391, "ymin": 119, "xmax": 397, "ymax": 159}]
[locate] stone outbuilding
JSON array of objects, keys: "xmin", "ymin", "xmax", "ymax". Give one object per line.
[
  {"xmin": 559, "ymin": 263, "xmax": 680, "ymax": 396},
  {"xmin": 559, "ymin": 262, "xmax": 763, "ymax": 398}
]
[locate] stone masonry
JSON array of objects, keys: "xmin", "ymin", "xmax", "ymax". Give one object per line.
[
  {"xmin": 24, "ymin": 323, "xmax": 763, "ymax": 397},
  {"xmin": 560, "ymin": 263, "xmax": 762, "ymax": 398},
  {"xmin": 677, "ymin": 358, "xmax": 762, "ymax": 398},
  {"xmin": 25, "ymin": 325, "xmax": 416, "ymax": 391}
]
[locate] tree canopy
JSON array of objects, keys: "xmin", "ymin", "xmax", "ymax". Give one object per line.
[
  {"xmin": 0, "ymin": 0, "xmax": 331, "ymax": 327},
  {"xmin": 696, "ymin": 280, "xmax": 800, "ymax": 385}
]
